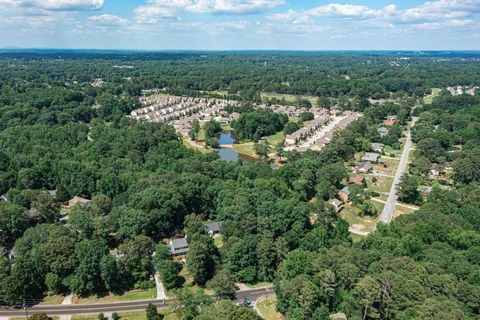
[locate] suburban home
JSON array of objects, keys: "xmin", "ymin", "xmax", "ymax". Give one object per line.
[
  {"xmin": 348, "ymin": 175, "xmax": 366, "ymax": 187},
  {"xmin": 371, "ymin": 142, "xmax": 385, "ymax": 153},
  {"xmin": 328, "ymin": 198, "xmax": 344, "ymax": 213},
  {"xmin": 383, "ymin": 115, "xmax": 397, "ymax": 126},
  {"xmin": 24, "ymin": 208, "xmax": 41, "ymax": 222},
  {"xmin": 338, "ymin": 186, "xmax": 351, "ymax": 203},
  {"xmin": 429, "ymin": 169, "xmax": 440, "ymax": 179},
  {"xmin": 355, "ymin": 162, "xmax": 373, "ymax": 173},
  {"xmin": 204, "ymin": 221, "xmax": 224, "ymax": 236},
  {"xmin": 361, "ymin": 152, "xmax": 380, "ymax": 163},
  {"xmin": 378, "ymin": 127, "xmax": 389, "ymax": 137},
  {"xmin": 423, "ymin": 186, "xmax": 433, "ymax": 195},
  {"xmin": 48, "ymin": 190, "xmax": 57, "ymax": 199},
  {"xmin": 0, "ymin": 194, "xmax": 7, "ymax": 202},
  {"xmin": 67, "ymin": 196, "xmax": 92, "ymax": 208},
  {"xmin": 170, "ymin": 237, "xmax": 189, "ymax": 258}
]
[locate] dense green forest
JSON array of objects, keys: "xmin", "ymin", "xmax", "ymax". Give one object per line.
[{"xmin": 0, "ymin": 52, "xmax": 479, "ymax": 320}]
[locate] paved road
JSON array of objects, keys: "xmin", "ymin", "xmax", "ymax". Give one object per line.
[
  {"xmin": 379, "ymin": 117, "xmax": 418, "ymax": 224},
  {"xmin": 0, "ymin": 287, "xmax": 274, "ymax": 318}
]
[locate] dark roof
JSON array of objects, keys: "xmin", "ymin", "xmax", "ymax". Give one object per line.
[
  {"xmin": 340, "ymin": 186, "xmax": 351, "ymax": 195},
  {"xmin": 362, "ymin": 152, "xmax": 380, "ymax": 162},
  {"xmin": 204, "ymin": 221, "xmax": 224, "ymax": 233},
  {"xmin": 170, "ymin": 237, "xmax": 189, "ymax": 255}
]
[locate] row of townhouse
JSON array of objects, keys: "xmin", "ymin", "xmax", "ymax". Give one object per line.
[{"xmin": 285, "ymin": 112, "xmax": 330, "ymax": 146}]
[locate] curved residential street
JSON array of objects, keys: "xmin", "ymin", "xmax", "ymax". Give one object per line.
[
  {"xmin": 379, "ymin": 117, "xmax": 419, "ymax": 224},
  {"xmin": 0, "ymin": 287, "xmax": 274, "ymax": 318}
]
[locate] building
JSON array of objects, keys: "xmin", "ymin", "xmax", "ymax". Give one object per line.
[
  {"xmin": 338, "ymin": 186, "xmax": 351, "ymax": 203},
  {"xmin": 0, "ymin": 195, "xmax": 7, "ymax": 202},
  {"xmin": 348, "ymin": 175, "xmax": 365, "ymax": 187},
  {"xmin": 355, "ymin": 162, "xmax": 373, "ymax": 174},
  {"xmin": 383, "ymin": 115, "xmax": 396, "ymax": 126},
  {"xmin": 170, "ymin": 237, "xmax": 189, "ymax": 258},
  {"xmin": 48, "ymin": 190, "xmax": 57, "ymax": 199},
  {"xmin": 378, "ymin": 127, "xmax": 389, "ymax": 137},
  {"xmin": 204, "ymin": 221, "xmax": 224, "ymax": 236},
  {"xmin": 361, "ymin": 152, "xmax": 380, "ymax": 163},
  {"xmin": 371, "ymin": 143, "xmax": 385, "ymax": 153},
  {"xmin": 328, "ymin": 198, "xmax": 344, "ymax": 213},
  {"xmin": 67, "ymin": 196, "xmax": 91, "ymax": 208}
]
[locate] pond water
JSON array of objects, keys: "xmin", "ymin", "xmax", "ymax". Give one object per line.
[{"xmin": 217, "ymin": 132, "xmax": 257, "ymax": 162}]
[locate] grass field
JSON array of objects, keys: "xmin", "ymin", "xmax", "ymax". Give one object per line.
[
  {"xmin": 423, "ymin": 88, "xmax": 441, "ymax": 104},
  {"xmin": 366, "ymin": 175, "xmax": 393, "ymax": 194},
  {"xmin": 341, "ymin": 204, "xmax": 378, "ymax": 233},
  {"xmin": 266, "ymin": 131, "xmax": 285, "ymax": 146},
  {"xmin": 214, "ymin": 234, "xmax": 224, "ymax": 248},
  {"xmin": 261, "ymin": 92, "xmax": 318, "ymax": 106},
  {"xmin": 233, "ymin": 142, "xmax": 258, "ymax": 158},
  {"xmin": 393, "ymin": 204, "xmax": 418, "ymax": 219},
  {"xmin": 256, "ymin": 295, "xmax": 284, "ymax": 320},
  {"xmin": 40, "ymin": 294, "xmax": 65, "ymax": 305},
  {"xmin": 71, "ymin": 309, "xmax": 179, "ymax": 320},
  {"xmin": 351, "ymin": 233, "xmax": 366, "ymax": 243},
  {"xmin": 73, "ymin": 288, "xmax": 156, "ymax": 304}
]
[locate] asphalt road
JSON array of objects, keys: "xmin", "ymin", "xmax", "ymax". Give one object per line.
[
  {"xmin": 0, "ymin": 287, "xmax": 274, "ymax": 317},
  {"xmin": 379, "ymin": 117, "xmax": 418, "ymax": 224}
]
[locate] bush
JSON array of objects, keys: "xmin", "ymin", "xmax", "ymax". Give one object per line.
[{"xmin": 135, "ymin": 280, "xmax": 156, "ymax": 290}]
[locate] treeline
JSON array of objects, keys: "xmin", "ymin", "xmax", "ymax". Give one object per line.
[{"xmin": 231, "ymin": 109, "xmax": 288, "ymax": 141}]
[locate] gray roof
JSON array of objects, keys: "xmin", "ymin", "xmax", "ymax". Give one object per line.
[
  {"xmin": 371, "ymin": 142, "xmax": 385, "ymax": 150},
  {"xmin": 362, "ymin": 152, "xmax": 380, "ymax": 162},
  {"xmin": 204, "ymin": 221, "xmax": 224, "ymax": 234},
  {"xmin": 378, "ymin": 127, "xmax": 389, "ymax": 134},
  {"xmin": 355, "ymin": 162, "xmax": 373, "ymax": 171},
  {"xmin": 170, "ymin": 237, "xmax": 189, "ymax": 255},
  {"xmin": 340, "ymin": 186, "xmax": 351, "ymax": 195},
  {"xmin": 329, "ymin": 198, "xmax": 343, "ymax": 207}
]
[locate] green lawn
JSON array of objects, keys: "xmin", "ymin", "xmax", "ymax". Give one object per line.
[
  {"xmin": 256, "ymin": 295, "xmax": 284, "ymax": 320},
  {"xmin": 393, "ymin": 205, "xmax": 418, "ymax": 219},
  {"xmin": 351, "ymin": 233, "xmax": 366, "ymax": 243},
  {"xmin": 71, "ymin": 309, "xmax": 178, "ymax": 320},
  {"xmin": 341, "ymin": 204, "xmax": 378, "ymax": 233},
  {"xmin": 40, "ymin": 294, "xmax": 65, "ymax": 305},
  {"xmin": 233, "ymin": 142, "xmax": 258, "ymax": 158},
  {"xmin": 423, "ymin": 88, "xmax": 441, "ymax": 104},
  {"xmin": 260, "ymin": 92, "xmax": 318, "ymax": 106},
  {"xmin": 214, "ymin": 234, "xmax": 224, "ymax": 248},
  {"xmin": 266, "ymin": 130, "xmax": 285, "ymax": 146},
  {"xmin": 366, "ymin": 175, "xmax": 393, "ymax": 194},
  {"xmin": 73, "ymin": 288, "xmax": 156, "ymax": 304}
]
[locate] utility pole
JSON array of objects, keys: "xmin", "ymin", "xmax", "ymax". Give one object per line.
[{"xmin": 23, "ymin": 299, "xmax": 29, "ymax": 319}]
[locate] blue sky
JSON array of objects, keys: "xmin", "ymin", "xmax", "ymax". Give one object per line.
[{"xmin": 0, "ymin": 0, "xmax": 479, "ymax": 50}]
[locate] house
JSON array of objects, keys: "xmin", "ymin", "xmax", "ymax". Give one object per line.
[
  {"xmin": 423, "ymin": 186, "xmax": 433, "ymax": 195},
  {"xmin": 170, "ymin": 237, "xmax": 189, "ymax": 258},
  {"xmin": 348, "ymin": 175, "xmax": 365, "ymax": 187},
  {"xmin": 371, "ymin": 143, "xmax": 385, "ymax": 153},
  {"xmin": 0, "ymin": 194, "xmax": 7, "ymax": 202},
  {"xmin": 338, "ymin": 186, "xmax": 351, "ymax": 203},
  {"xmin": 383, "ymin": 115, "xmax": 396, "ymax": 126},
  {"xmin": 204, "ymin": 221, "xmax": 224, "ymax": 236},
  {"xmin": 67, "ymin": 196, "xmax": 91, "ymax": 208},
  {"xmin": 429, "ymin": 169, "xmax": 440, "ymax": 179},
  {"xmin": 355, "ymin": 162, "xmax": 373, "ymax": 173},
  {"xmin": 361, "ymin": 152, "xmax": 380, "ymax": 163},
  {"xmin": 378, "ymin": 127, "xmax": 389, "ymax": 137},
  {"xmin": 24, "ymin": 208, "xmax": 41, "ymax": 222},
  {"xmin": 328, "ymin": 198, "xmax": 344, "ymax": 213},
  {"xmin": 48, "ymin": 190, "xmax": 57, "ymax": 199}
]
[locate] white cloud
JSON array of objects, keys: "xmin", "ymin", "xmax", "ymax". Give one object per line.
[
  {"xmin": 17, "ymin": 0, "xmax": 104, "ymax": 11},
  {"xmin": 134, "ymin": 0, "xmax": 284, "ymax": 23},
  {"xmin": 134, "ymin": 5, "xmax": 178, "ymax": 24},
  {"xmin": 88, "ymin": 14, "xmax": 130, "ymax": 27}
]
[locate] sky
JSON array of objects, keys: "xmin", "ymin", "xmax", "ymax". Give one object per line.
[{"xmin": 0, "ymin": 0, "xmax": 479, "ymax": 50}]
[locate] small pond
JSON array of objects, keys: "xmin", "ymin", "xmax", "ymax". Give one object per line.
[{"xmin": 216, "ymin": 132, "xmax": 257, "ymax": 162}]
